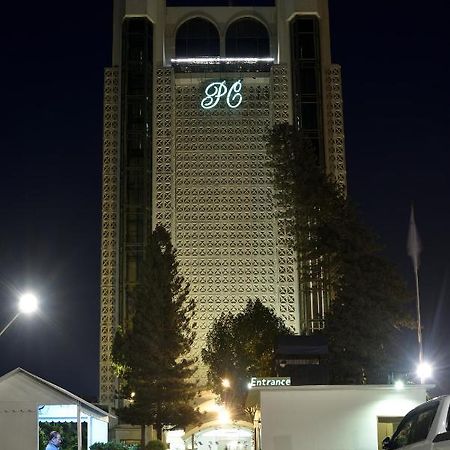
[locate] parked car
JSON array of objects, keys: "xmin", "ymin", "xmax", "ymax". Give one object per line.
[{"xmin": 382, "ymin": 395, "xmax": 450, "ymax": 449}]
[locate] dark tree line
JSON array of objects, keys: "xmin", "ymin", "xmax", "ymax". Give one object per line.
[{"xmin": 113, "ymin": 123, "xmax": 413, "ymax": 446}]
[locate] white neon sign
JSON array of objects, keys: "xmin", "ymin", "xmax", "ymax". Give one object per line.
[
  {"xmin": 201, "ymin": 80, "xmax": 243, "ymax": 109},
  {"xmin": 249, "ymin": 377, "xmax": 291, "ymax": 388}
]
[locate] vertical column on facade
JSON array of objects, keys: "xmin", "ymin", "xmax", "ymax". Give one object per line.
[
  {"xmin": 289, "ymin": 15, "xmax": 324, "ymax": 164},
  {"xmin": 289, "ymin": 16, "xmax": 336, "ymax": 333},
  {"xmin": 271, "ymin": 64, "xmax": 298, "ymax": 333},
  {"xmin": 100, "ymin": 68, "xmax": 120, "ymax": 406},
  {"xmin": 153, "ymin": 68, "xmax": 174, "ymax": 233},
  {"xmin": 119, "ymin": 17, "xmax": 154, "ymax": 328},
  {"xmin": 325, "ymin": 64, "xmax": 347, "ymax": 192}
]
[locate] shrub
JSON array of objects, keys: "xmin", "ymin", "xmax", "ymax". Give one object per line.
[
  {"xmin": 90, "ymin": 440, "xmax": 164, "ymax": 450},
  {"xmin": 90, "ymin": 443, "xmax": 137, "ymax": 450},
  {"xmin": 145, "ymin": 440, "xmax": 167, "ymax": 450}
]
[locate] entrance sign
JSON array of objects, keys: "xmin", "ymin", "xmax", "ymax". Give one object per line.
[
  {"xmin": 201, "ymin": 80, "xmax": 243, "ymax": 109},
  {"xmin": 250, "ymin": 377, "xmax": 291, "ymax": 388}
]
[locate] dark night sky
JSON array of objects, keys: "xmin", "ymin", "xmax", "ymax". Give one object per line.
[{"xmin": 0, "ymin": 0, "xmax": 448, "ymax": 399}]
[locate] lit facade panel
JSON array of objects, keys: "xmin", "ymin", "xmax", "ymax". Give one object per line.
[
  {"xmin": 164, "ymin": 72, "xmax": 297, "ymax": 375},
  {"xmin": 99, "ymin": 68, "xmax": 120, "ymax": 406}
]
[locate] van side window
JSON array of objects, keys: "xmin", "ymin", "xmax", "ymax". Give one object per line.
[
  {"xmin": 390, "ymin": 416, "xmax": 414, "ymax": 449},
  {"xmin": 409, "ymin": 406, "xmax": 438, "ymax": 444},
  {"xmin": 390, "ymin": 402, "xmax": 439, "ymax": 449}
]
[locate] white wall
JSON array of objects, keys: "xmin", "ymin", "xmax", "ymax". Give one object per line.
[
  {"xmin": 0, "ymin": 401, "xmax": 38, "ymax": 448},
  {"xmin": 91, "ymin": 416, "xmax": 109, "ymax": 445},
  {"xmin": 260, "ymin": 385, "xmax": 428, "ymax": 450}
]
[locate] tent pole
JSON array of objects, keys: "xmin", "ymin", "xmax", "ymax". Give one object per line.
[{"xmin": 77, "ymin": 402, "xmax": 82, "ymax": 450}]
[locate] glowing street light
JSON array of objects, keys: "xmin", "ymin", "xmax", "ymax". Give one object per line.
[
  {"xmin": 417, "ymin": 362, "xmax": 433, "ymax": 383},
  {"xmin": 0, "ymin": 292, "xmax": 38, "ymax": 337},
  {"xmin": 222, "ymin": 378, "xmax": 231, "ymax": 389},
  {"xmin": 18, "ymin": 293, "xmax": 38, "ymax": 314}
]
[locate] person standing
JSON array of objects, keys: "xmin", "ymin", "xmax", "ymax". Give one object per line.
[{"xmin": 45, "ymin": 431, "xmax": 62, "ymax": 450}]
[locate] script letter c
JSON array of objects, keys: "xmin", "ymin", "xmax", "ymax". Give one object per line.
[{"xmin": 227, "ymin": 80, "xmax": 243, "ymax": 108}]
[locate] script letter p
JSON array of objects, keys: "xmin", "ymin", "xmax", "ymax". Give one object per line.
[{"xmin": 201, "ymin": 81, "xmax": 228, "ymax": 109}]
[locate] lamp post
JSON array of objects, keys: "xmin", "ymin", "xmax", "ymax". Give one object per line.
[{"xmin": 0, "ymin": 292, "xmax": 38, "ymax": 337}]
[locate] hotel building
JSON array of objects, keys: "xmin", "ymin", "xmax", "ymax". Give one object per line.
[{"xmin": 100, "ymin": 0, "xmax": 346, "ymax": 406}]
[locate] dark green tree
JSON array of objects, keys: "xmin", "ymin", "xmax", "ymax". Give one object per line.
[
  {"xmin": 266, "ymin": 123, "xmax": 410, "ymax": 384},
  {"xmin": 112, "ymin": 225, "xmax": 200, "ymax": 446},
  {"xmin": 266, "ymin": 123, "xmax": 350, "ymax": 305},
  {"xmin": 202, "ymin": 299, "xmax": 292, "ymax": 417},
  {"xmin": 325, "ymin": 251, "xmax": 409, "ymax": 383}
]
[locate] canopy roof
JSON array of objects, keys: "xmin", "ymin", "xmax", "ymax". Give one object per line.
[{"xmin": 0, "ymin": 367, "xmax": 114, "ymax": 422}]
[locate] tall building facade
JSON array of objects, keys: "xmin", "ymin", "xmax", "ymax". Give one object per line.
[{"xmin": 100, "ymin": 0, "xmax": 346, "ymax": 405}]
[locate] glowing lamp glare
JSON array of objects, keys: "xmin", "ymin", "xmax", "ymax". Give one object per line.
[
  {"xmin": 417, "ymin": 362, "xmax": 433, "ymax": 381},
  {"xmin": 18, "ymin": 293, "xmax": 38, "ymax": 314}
]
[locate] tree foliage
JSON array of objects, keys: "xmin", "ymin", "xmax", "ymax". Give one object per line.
[
  {"xmin": 112, "ymin": 226, "xmax": 200, "ymax": 445},
  {"xmin": 145, "ymin": 440, "xmax": 167, "ymax": 450},
  {"xmin": 90, "ymin": 443, "xmax": 138, "ymax": 450},
  {"xmin": 267, "ymin": 123, "xmax": 410, "ymax": 384},
  {"xmin": 202, "ymin": 299, "xmax": 292, "ymax": 416},
  {"xmin": 39, "ymin": 422, "xmax": 87, "ymax": 450}
]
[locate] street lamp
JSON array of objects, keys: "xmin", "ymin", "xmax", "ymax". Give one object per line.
[
  {"xmin": 417, "ymin": 361, "xmax": 433, "ymax": 383},
  {"xmin": 0, "ymin": 292, "xmax": 38, "ymax": 337}
]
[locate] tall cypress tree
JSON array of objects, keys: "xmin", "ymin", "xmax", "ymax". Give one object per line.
[
  {"xmin": 112, "ymin": 225, "xmax": 199, "ymax": 445},
  {"xmin": 267, "ymin": 123, "xmax": 410, "ymax": 383}
]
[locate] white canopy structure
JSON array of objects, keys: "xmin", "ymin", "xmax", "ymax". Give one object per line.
[{"xmin": 0, "ymin": 367, "xmax": 115, "ymax": 449}]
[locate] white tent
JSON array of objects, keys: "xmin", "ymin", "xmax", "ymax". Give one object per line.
[{"xmin": 0, "ymin": 367, "xmax": 115, "ymax": 449}]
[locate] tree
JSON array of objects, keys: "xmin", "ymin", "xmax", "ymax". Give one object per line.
[
  {"xmin": 112, "ymin": 225, "xmax": 200, "ymax": 446},
  {"xmin": 202, "ymin": 299, "xmax": 292, "ymax": 417},
  {"xmin": 266, "ymin": 123, "xmax": 410, "ymax": 383},
  {"xmin": 325, "ymin": 250, "xmax": 410, "ymax": 383}
]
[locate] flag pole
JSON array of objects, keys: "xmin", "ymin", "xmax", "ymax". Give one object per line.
[
  {"xmin": 414, "ymin": 262, "xmax": 423, "ymax": 367},
  {"xmin": 408, "ymin": 205, "xmax": 424, "ymax": 381}
]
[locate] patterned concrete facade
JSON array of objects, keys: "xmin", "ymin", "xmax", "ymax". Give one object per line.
[{"xmin": 100, "ymin": 0, "xmax": 346, "ymax": 405}]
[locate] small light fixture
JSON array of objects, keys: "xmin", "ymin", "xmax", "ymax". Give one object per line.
[{"xmin": 218, "ymin": 406, "xmax": 231, "ymax": 424}]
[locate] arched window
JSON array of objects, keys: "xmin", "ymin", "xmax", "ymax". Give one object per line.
[
  {"xmin": 175, "ymin": 18, "xmax": 220, "ymax": 58},
  {"xmin": 226, "ymin": 18, "xmax": 270, "ymax": 58}
]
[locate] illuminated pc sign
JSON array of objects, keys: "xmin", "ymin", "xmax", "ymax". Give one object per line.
[
  {"xmin": 249, "ymin": 377, "xmax": 291, "ymax": 388},
  {"xmin": 201, "ymin": 80, "xmax": 243, "ymax": 109}
]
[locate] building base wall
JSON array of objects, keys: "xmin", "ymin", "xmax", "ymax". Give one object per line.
[{"xmin": 259, "ymin": 385, "xmax": 429, "ymax": 450}]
